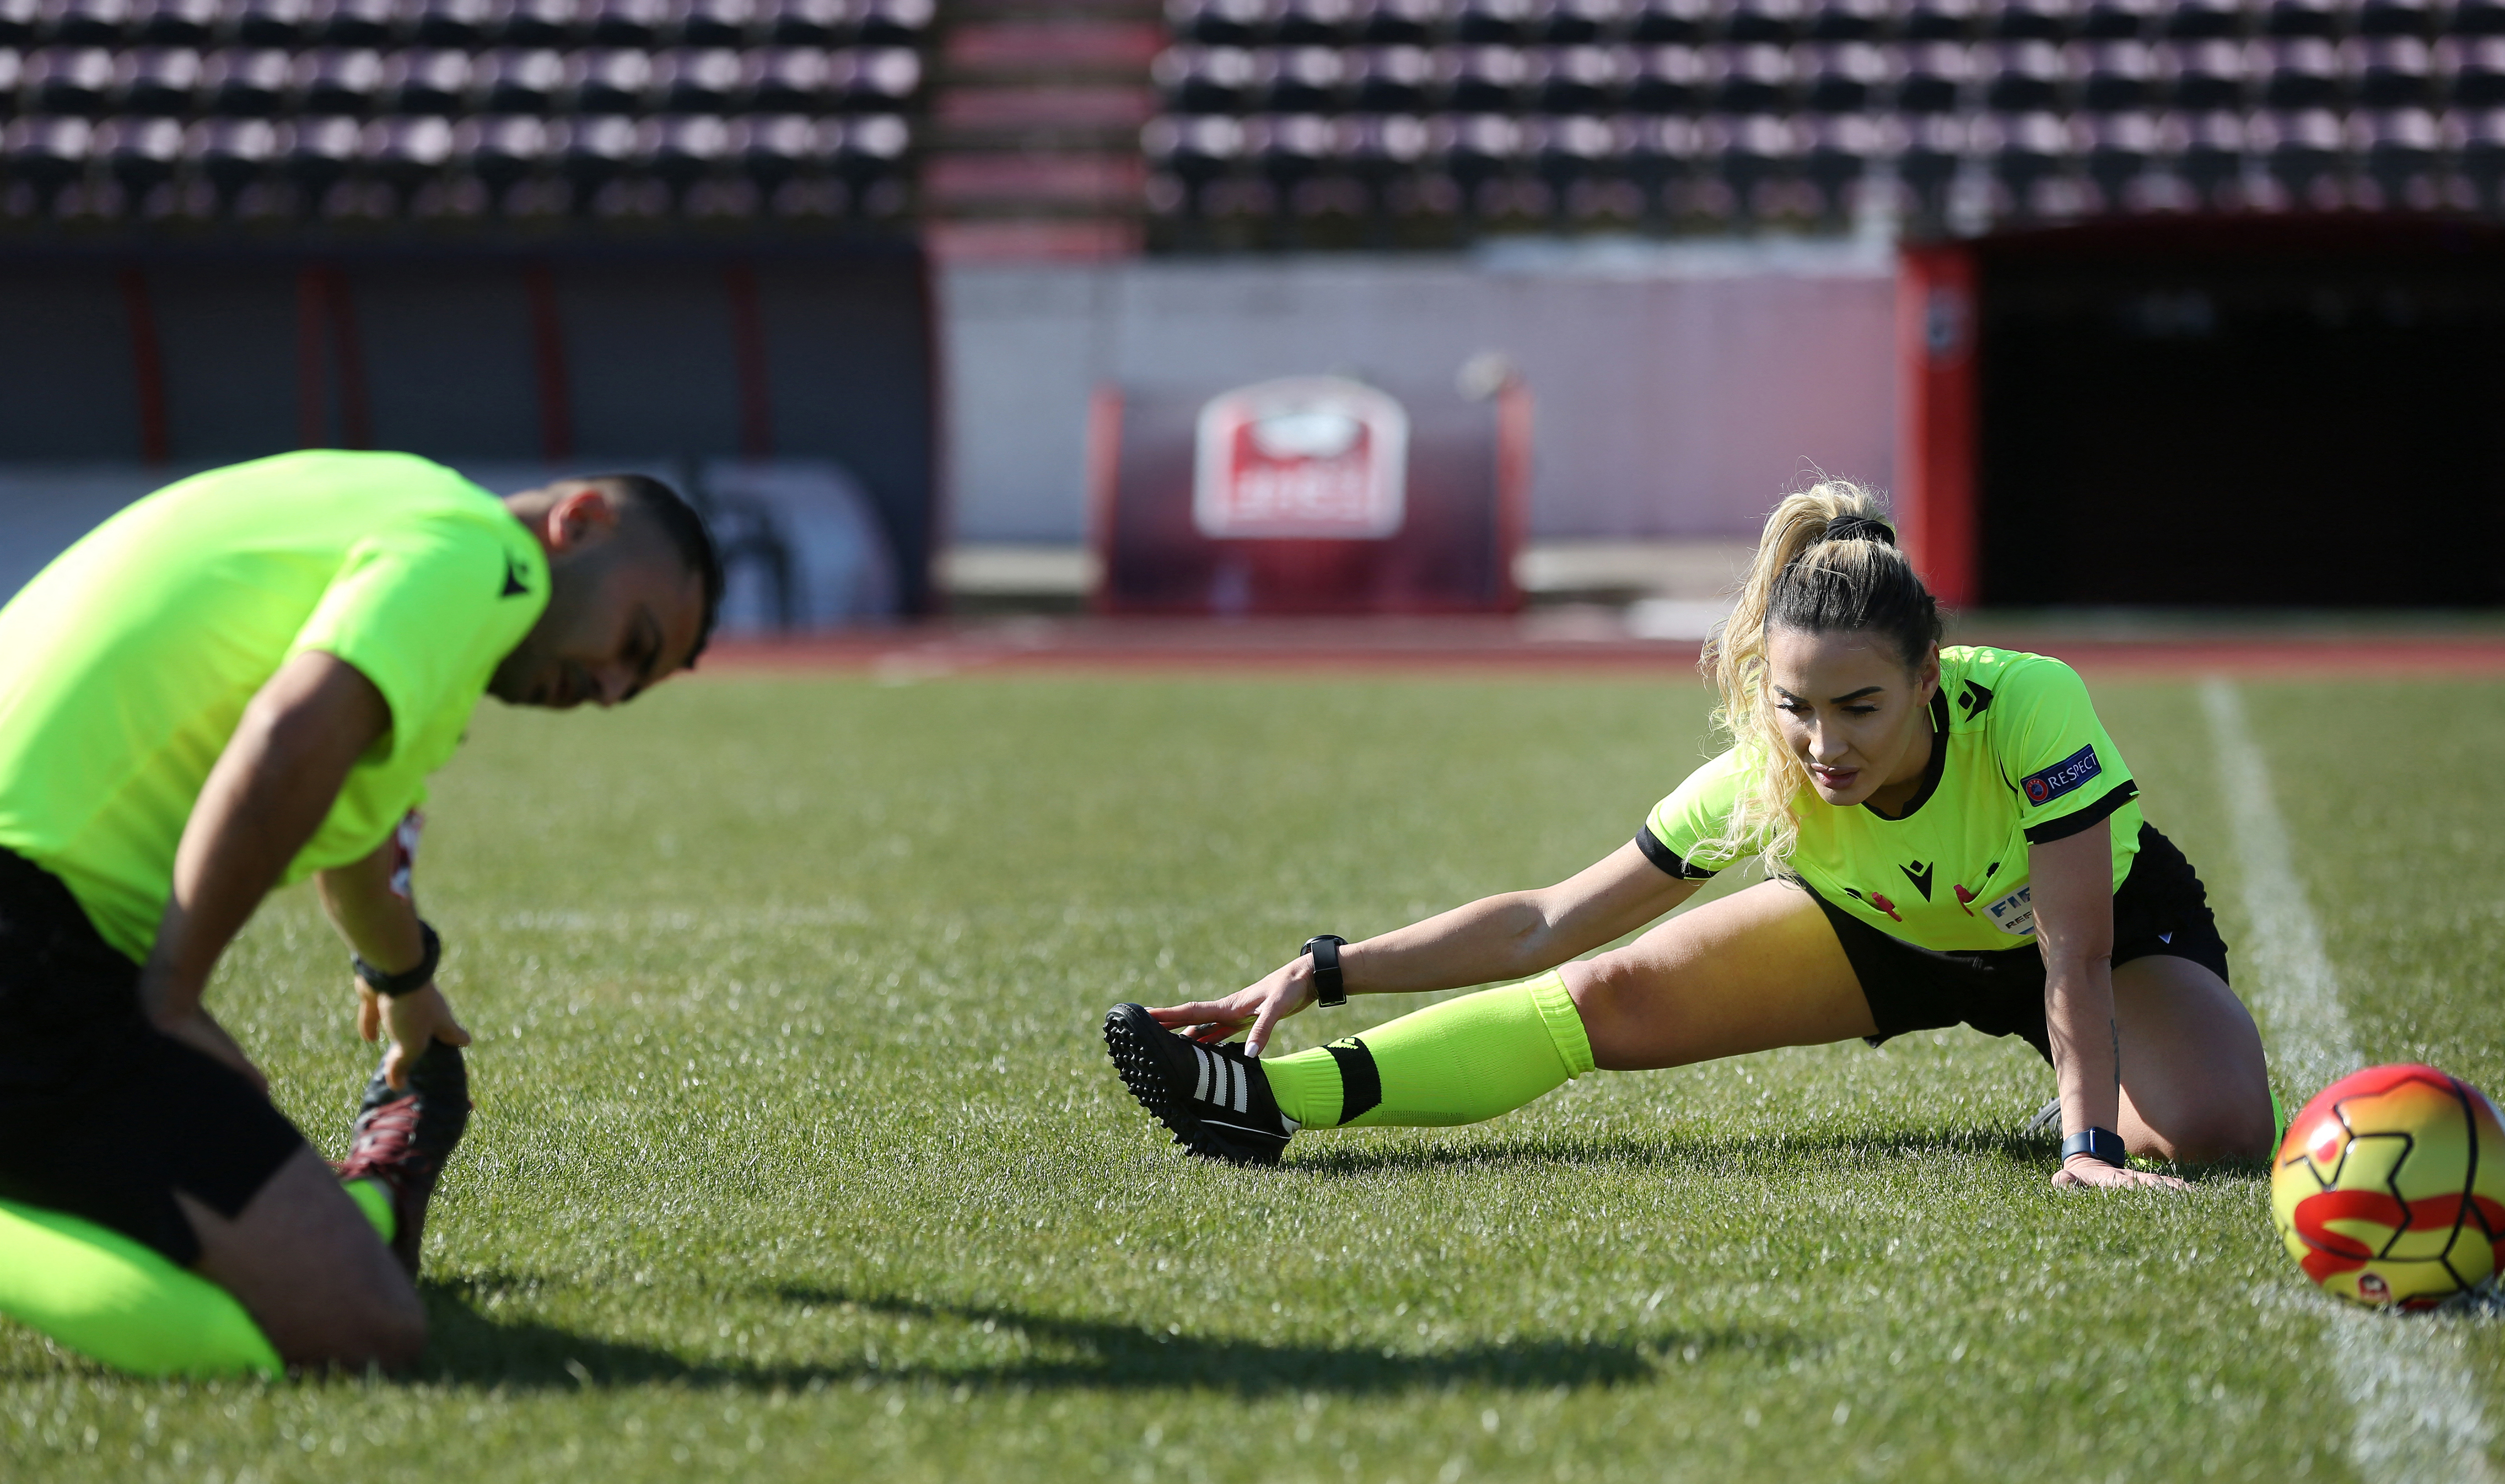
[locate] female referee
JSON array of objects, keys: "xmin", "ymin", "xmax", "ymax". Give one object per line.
[{"xmin": 1103, "ymin": 482, "xmax": 2275, "ymax": 1189}]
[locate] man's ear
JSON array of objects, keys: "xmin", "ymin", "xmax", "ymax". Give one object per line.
[{"xmin": 546, "ymin": 483, "xmax": 623, "ymax": 552}]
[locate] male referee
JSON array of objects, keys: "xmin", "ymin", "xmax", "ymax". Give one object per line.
[{"xmin": 0, "ymin": 450, "xmax": 721, "ymax": 1375}]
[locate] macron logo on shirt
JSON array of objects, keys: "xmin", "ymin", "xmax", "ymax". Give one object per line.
[
  {"xmin": 502, "ymin": 553, "xmax": 531, "ymax": 598},
  {"xmin": 2020, "ymin": 745, "xmax": 2101, "ymax": 806}
]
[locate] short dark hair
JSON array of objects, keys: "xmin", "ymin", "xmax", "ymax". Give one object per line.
[{"xmin": 582, "ymin": 473, "xmax": 724, "ymax": 668}]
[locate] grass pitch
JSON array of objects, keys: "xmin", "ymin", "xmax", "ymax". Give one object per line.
[{"xmin": 6, "ymin": 669, "xmax": 2503, "ymax": 1481}]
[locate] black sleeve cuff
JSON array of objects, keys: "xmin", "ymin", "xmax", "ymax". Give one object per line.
[
  {"xmin": 2022, "ymin": 780, "xmax": 2139, "ymax": 845},
  {"xmin": 1635, "ymin": 828, "xmax": 1717, "ymax": 880}
]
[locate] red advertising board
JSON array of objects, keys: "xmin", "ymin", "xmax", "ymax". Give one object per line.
[{"xmin": 1092, "ymin": 373, "xmax": 1527, "ymax": 615}]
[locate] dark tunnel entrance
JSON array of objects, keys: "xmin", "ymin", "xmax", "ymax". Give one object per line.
[{"xmin": 1974, "ymin": 217, "xmax": 2505, "ymax": 608}]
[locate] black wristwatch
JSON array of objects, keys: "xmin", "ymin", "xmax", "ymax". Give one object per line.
[
  {"xmin": 354, "ymin": 920, "xmax": 441, "ymax": 999},
  {"xmin": 1302, "ymin": 935, "xmax": 1348, "ymax": 1007},
  {"xmin": 2061, "ymin": 1126, "xmax": 2127, "ymax": 1167}
]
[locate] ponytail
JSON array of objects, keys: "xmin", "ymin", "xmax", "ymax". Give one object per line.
[{"xmin": 1695, "ymin": 480, "xmax": 1943, "ymax": 878}]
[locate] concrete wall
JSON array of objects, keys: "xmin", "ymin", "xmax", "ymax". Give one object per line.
[{"xmin": 941, "ymin": 237, "xmax": 1899, "ymax": 545}]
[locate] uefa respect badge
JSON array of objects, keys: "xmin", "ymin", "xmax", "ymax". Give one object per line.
[{"xmin": 1191, "ymin": 376, "xmax": 1409, "ymax": 540}]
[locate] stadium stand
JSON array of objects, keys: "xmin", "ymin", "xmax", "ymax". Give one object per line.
[
  {"xmin": 0, "ymin": 0, "xmax": 927, "ymax": 225},
  {"xmin": 1140, "ymin": 0, "xmax": 2505, "ymax": 245}
]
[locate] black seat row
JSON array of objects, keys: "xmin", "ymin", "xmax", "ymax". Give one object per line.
[
  {"xmin": 1143, "ymin": 100, "xmax": 2497, "ymax": 163},
  {"xmin": 0, "ymin": 0, "xmax": 932, "ymax": 49},
  {"xmin": 1154, "ymin": 36, "xmax": 2505, "ymax": 109},
  {"xmin": 1166, "ymin": 0, "xmax": 2505, "ymax": 46},
  {"xmin": 0, "ymin": 107, "xmax": 909, "ymax": 216},
  {"xmin": 0, "ymin": 44, "xmax": 919, "ymax": 115}
]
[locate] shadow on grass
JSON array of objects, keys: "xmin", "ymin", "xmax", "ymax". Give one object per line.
[
  {"xmin": 1285, "ymin": 1126, "xmax": 2265, "ymax": 1183},
  {"xmin": 417, "ymin": 1276, "xmax": 1798, "ymax": 1394}
]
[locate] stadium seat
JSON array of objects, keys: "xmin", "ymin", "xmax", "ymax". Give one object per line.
[
  {"xmin": 1356, "ymin": 0, "xmax": 1441, "ymax": 44},
  {"xmin": 1894, "ymin": 0, "xmax": 1976, "ymax": 41},
  {"xmin": 407, "ymin": 0, "xmax": 493, "ymax": 47},
  {"xmin": 2078, "ymin": 0, "xmax": 2159, "ymax": 39},
  {"xmin": 500, "ymin": 0, "xmax": 583, "ymax": 45},
  {"xmin": 558, "ymin": 109, "xmax": 636, "ymax": 193},
  {"xmin": 380, "ymin": 48, "xmax": 468, "ymax": 111},
  {"xmin": 2080, "ymin": 103, "xmax": 2154, "ymax": 189},
  {"xmin": 2449, "ymin": 104, "xmax": 2505, "ymax": 206},
  {"xmin": 2455, "ymin": 0, "xmax": 2505, "ymax": 36},
  {"xmin": 1895, "ymin": 40, "xmax": 1975, "ymax": 111},
  {"xmin": 1982, "ymin": 38, "xmax": 2066, "ymax": 108},
  {"xmin": 299, "ymin": 48, "xmax": 387, "ymax": 114},
  {"xmin": 569, "ymin": 48, "xmax": 653, "ymax": 111},
  {"xmin": 279, "ymin": 111, "xmax": 357, "ymax": 188},
  {"xmin": 1350, "ymin": 43, "xmax": 1433, "ymax": 110},
  {"xmin": 1456, "ymin": 0, "xmax": 1535, "ymax": 44},
  {"xmin": 116, "ymin": 46, "xmax": 200, "ymax": 111},
  {"xmin": 1260, "ymin": 44, "xmax": 1347, "ymax": 110},
  {"xmin": 1447, "ymin": 44, "xmax": 1532, "ymax": 108},
  {"xmin": 185, "ymin": 115, "xmax": 277, "ymax": 194},
  {"xmin": 2158, "ymin": 0, "xmax": 2240, "ymax": 35},
  {"xmin": 2256, "ymin": 36, "xmax": 2340, "ymax": 107},
  {"xmin": 2347, "ymin": 35, "xmax": 2433, "ymax": 105},
  {"xmin": 587, "ymin": 0, "xmax": 670, "ymax": 47},
  {"xmin": 2439, "ymin": 36, "xmax": 2505, "ymax": 104},
  {"xmin": 2157, "ymin": 104, "xmax": 2242, "ymax": 196},
  {"xmin": 1720, "ymin": 0, "xmax": 1804, "ymax": 44},
  {"xmin": 3, "ymin": 114, "xmax": 92, "ymax": 193},
  {"xmin": 228, "ymin": 0, "xmax": 310, "ymax": 47},
  {"xmin": 1707, "ymin": 41, "xmax": 1794, "ymax": 109},
  {"xmin": 1985, "ymin": 0, "xmax": 2073, "ymax": 40},
  {"xmin": 1801, "ymin": 40, "xmax": 1888, "ymax": 109},
  {"xmin": 2353, "ymin": 0, "xmax": 2433, "ymax": 36},
  {"xmin": 1629, "ymin": 42, "xmax": 1705, "ymax": 107},
  {"xmin": 1803, "ymin": 108, "xmax": 1882, "ymax": 194},
  {"xmin": 42, "ymin": 0, "xmax": 130, "ymax": 46},
  {"xmin": 2260, "ymin": 0, "xmax": 2338, "ymax": 36},
  {"xmin": 450, "ymin": 110, "xmax": 550, "ymax": 184},
  {"xmin": 2156, "ymin": 37, "xmax": 2245, "ymax": 107},
  {"xmin": 202, "ymin": 47, "xmax": 290, "ymax": 112},
  {"xmin": 1628, "ymin": 0, "xmax": 1708, "ymax": 43},
  {"xmin": 1539, "ymin": 44, "xmax": 1628, "ymax": 109},
  {"xmin": 654, "ymin": 47, "xmax": 743, "ymax": 110},
  {"xmin": 680, "ymin": 0, "xmax": 755, "ymax": 46},
  {"xmin": 2074, "ymin": 38, "xmax": 2157, "ymax": 108},
  {"xmin": 315, "ymin": 0, "xmax": 396, "ymax": 47},
  {"xmin": 30, "ymin": 46, "xmax": 118, "ymax": 112},
  {"xmin": 2351, "ymin": 104, "xmax": 2441, "ymax": 203},
  {"xmin": 131, "ymin": 0, "xmax": 213, "ymax": 43},
  {"xmin": 473, "ymin": 47, "xmax": 563, "ymax": 110},
  {"xmin": 1974, "ymin": 107, "xmax": 2070, "ymax": 185},
  {"xmin": 1806, "ymin": 0, "xmax": 1887, "ymax": 42},
  {"xmin": 97, "ymin": 112, "xmax": 181, "ymax": 186},
  {"xmin": 2251, "ymin": 104, "xmax": 2344, "ymax": 202}
]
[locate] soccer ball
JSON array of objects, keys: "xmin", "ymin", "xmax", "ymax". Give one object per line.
[{"xmin": 2271, "ymin": 1064, "xmax": 2505, "ymax": 1309}]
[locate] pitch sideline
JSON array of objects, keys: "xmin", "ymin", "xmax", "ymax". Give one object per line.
[{"xmin": 2200, "ymin": 679, "xmax": 2498, "ymax": 1484}]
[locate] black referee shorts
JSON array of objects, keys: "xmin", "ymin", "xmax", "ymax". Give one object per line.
[
  {"xmin": 0, "ymin": 846, "xmax": 305, "ymax": 1265},
  {"xmin": 1807, "ymin": 822, "xmax": 2232, "ymax": 1065}
]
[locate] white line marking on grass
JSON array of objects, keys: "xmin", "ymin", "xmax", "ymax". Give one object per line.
[{"xmin": 2201, "ymin": 678, "xmax": 2498, "ymax": 1484}]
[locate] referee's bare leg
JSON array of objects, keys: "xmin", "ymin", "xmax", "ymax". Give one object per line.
[{"xmin": 180, "ymin": 1146, "xmax": 426, "ymax": 1370}]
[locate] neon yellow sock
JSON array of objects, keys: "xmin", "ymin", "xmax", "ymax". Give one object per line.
[
  {"xmin": 343, "ymin": 1177, "xmax": 395, "ymax": 1243},
  {"xmin": 0, "ymin": 1199, "xmax": 282, "ymax": 1378},
  {"xmin": 1262, "ymin": 970, "xmax": 1596, "ymax": 1128}
]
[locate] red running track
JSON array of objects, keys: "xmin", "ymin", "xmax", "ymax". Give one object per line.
[{"xmin": 698, "ymin": 616, "xmax": 2505, "ymax": 682}]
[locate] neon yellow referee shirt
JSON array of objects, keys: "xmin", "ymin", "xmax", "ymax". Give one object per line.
[
  {"xmin": 0, "ymin": 451, "xmax": 550, "ymax": 964},
  {"xmin": 1642, "ymin": 647, "xmax": 2143, "ymax": 955}
]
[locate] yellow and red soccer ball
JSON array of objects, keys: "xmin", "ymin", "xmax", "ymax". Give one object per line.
[{"xmin": 2272, "ymin": 1064, "xmax": 2505, "ymax": 1309}]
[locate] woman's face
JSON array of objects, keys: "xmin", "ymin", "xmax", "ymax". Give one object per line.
[{"xmin": 1764, "ymin": 625, "xmax": 1941, "ymax": 808}]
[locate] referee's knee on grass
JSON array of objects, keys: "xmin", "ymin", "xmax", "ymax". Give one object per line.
[{"xmin": 283, "ymin": 1286, "xmax": 427, "ymax": 1373}]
